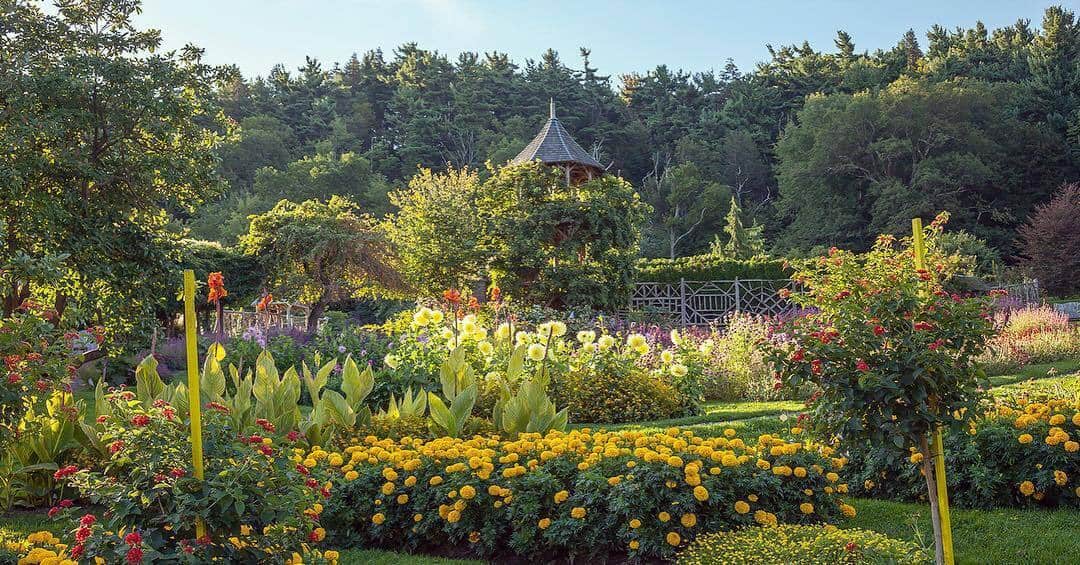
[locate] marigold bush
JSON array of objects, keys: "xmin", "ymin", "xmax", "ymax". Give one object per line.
[
  {"xmin": 846, "ymin": 388, "xmax": 1080, "ymax": 509},
  {"xmin": 300, "ymin": 427, "xmax": 856, "ymax": 560},
  {"xmin": 676, "ymin": 524, "xmax": 929, "ymax": 564}
]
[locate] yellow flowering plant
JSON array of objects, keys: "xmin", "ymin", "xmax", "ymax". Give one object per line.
[
  {"xmin": 309, "ymin": 427, "xmax": 853, "ymax": 560},
  {"xmin": 676, "ymin": 524, "xmax": 929, "ymax": 564}
]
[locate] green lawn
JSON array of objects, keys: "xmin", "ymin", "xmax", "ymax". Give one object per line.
[
  {"xmin": 986, "ymin": 359, "xmax": 1080, "ymax": 387},
  {"xmin": 846, "ymin": 499, "xmax": 1080, "ymax": 565}
]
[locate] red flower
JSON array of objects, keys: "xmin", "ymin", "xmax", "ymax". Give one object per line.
[
  {"xmin": 810, "ymin": 359, "xmax": 823, "ymax": 375},
  {"xmin": 467, "ymin": 296, "xmax": 480, "ymax": 311},
  {"xmin": 256, "ymin": 418, "xmax": 275, "ymax": 432},
  {"xmin": 6, "ymin": 372, "xmax": 20, "ymax": 384},
  {"xmin": 207, "ymin": 272, "xmax": 228, "ymax": 304},
  {"xmin": 287, "ymin": 430, "xmax": 300, "ymax": 442},
  {"xmin": 71, "ymin": 544, "xmax": 84, "ymax": 560},
  {"xmin": 162, "ymin": 408, "xmax": 175, "ymax": 420},
  {"xmin": 259, "ymin": 445, "xmax": 274, "ymax": 456},
  {"xmin": 308, "ymin": 530, "xmax": 321, "ymax": 542},
  {"xmin": 778, "ymin": 288, "xmax": 792, "ymax": 299},
  {"xmin": 205, "ymin": 402, "xmax": 229, "ymax": 413},
  {"xmin": 855, "ymin": 359, "xmax": 870, "ymax": 372},
  {"xmin": 124, "ymin": 531, "xmax": 142, "ymax": 546},
  {"xmin": 834, "ymin": 290, "xmax": 851, "ymax": 300},
  {"xmin": 170, "ymin": 467, "xmax": 186, "ymax": 478},
  {"xmin": 916, "ymin": 269, "xmax": 932, "ymax": 281},
  {"xmin": 54, "ymin": 465, "xmax": 79, "ymax": 480},
  {"xmin": 845, "ymin": 541, "xmax": 858, "ymax": 552},
  {"xmin": 125, "ymin": 546, "xmax": 143, "ymax": 564},
  {"xmin": 913, "ymin": 321, "xmax": 934, "ymax": 331},
  {"xmin": 96, "ymin": 415, "xmax": 108, "ymax": 424},
  {"xmin": 79, "ymin": 514, "xmax": 97, "ymax": 527},
  {"xmin": 442, "ymin": 289, "xmax": 462, "ymax": 305},
  {"xmin": 489, "ymin": 286, "xmax": 501, "ymax": 303},
  {"xmin": 791, "ymin": 349, "xmax": 805, "ymax": 362},
  {"xmin": 131, "ymin": 414, "xmax": 150, "ymax": 427},
  {"xmin": 35, "ymin": 380, "xmax": 50, "ymax": 391},
  {"xmin": 197, "ymin": 535, "xmax": 212, "ymax": 545},
  {"xmin": 108, "ymin": 441, "xmax": 125, "ymax": 454},
  {"xmin": 296, "ymin": 464, "xmax": 310, "ymax": 475},
  {"xmin": 75, "ymin": 527, "xmax": 91, "ymax": 543},
  {"xmin": 48, "ymin": 506, "xmax": 60, "ymax": 518},
  {"xmin": 929, "ymin": 339, "xmax": 945, "ymax": 351},
  {"xmin": 872, "ymin": 325, "xmax": 886, "ymax": 336},
  {"xmin": 152, "ymin": 399, "xmax": 169, "ymax": 408},
  {"xmin": 59, "ymin": 499, "xmax": 73, "ymax": 508}
]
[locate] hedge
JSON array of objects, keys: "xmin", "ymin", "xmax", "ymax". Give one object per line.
[{"xmin": 635, "ymin": 255, "xmax": 790, "ymax": 283}]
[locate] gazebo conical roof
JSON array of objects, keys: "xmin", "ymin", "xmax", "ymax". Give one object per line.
[{"xmin": 511, "ymin": 100, "xmax": 603, "ymax": 172}]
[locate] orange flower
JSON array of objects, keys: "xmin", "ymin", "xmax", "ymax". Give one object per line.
[
  {"xmin": 489, "ymin": 286, "xmax": 501, "ymax": 303},
  {"xmin": 256, "ymin": 294, "xmax": 273, "ymax": 311},
  {"xmin": 468, "ymin": 296, "xmax": 480, "ymax": 311},
  {"xmin": 207, "ymin": 272, "xmax": 228, "ymax": 304},
  {"xmin": 443, "ymin": 289, "xmax": 462, "ymax": 305}
]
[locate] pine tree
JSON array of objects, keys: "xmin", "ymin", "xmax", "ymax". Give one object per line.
[{"xmin": 711, "ymin": 196, "xmax": 765, "ymax": 259}]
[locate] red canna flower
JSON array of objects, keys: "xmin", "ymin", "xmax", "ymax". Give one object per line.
[
  {"xmin": 489, "ymin": 286, "xmax": 501, "ymax": 303},
  {"xmin": 207, "ymin": 272, "xmax": 228, "ymax": 304},
  {"xmin": 256, "ymin": 293, "xmax": 273, "ymax": 311}
]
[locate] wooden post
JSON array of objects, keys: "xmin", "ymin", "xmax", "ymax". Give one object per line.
[
  {"xmin": 679, "ymin": 278, "xmax": 688, "ymax": 326},
  {"xmin": 182, "ymin": 270, "xmax": 206, "ymax": 539},
  {"xmin": 912, "ymin": 218, "xmax": 954, "ymax": 565},
  {"xmin": 733, "ymin": 277, "xmax": 741, "ymax": 314}
]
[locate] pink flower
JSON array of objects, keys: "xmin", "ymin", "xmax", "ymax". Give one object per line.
[{"xmin": 855, "ymin": 359, "xmax": 870, "ymax": 372}]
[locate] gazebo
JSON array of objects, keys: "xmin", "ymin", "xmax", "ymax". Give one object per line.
[{"xmin": 511, "ymin": 100, "xmax": 604, "ymax": 185}]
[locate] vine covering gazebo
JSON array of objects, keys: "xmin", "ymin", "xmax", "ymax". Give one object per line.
[{"xmin": 511, "ymin": 100, "xmax": 604, "ymax": 185}]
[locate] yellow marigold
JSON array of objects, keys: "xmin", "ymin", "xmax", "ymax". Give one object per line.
[
  {"xmin": 460, "ymin": 485, "xmax": 476, "ymax": 499},
  {"xmin": 629, "ymin": 519, "xmax": 642, "ymax": 529},
  {"xmin": 667, "ymin": 455, "xmax": 684, "ymax": 468},
  {"xmin": 608, "ymin": 476, "xmax": 621, "ymax": 486},
  {"xmin": 756, "ymin": 459, "xmax": 771, "ymax": 470},
  {"xmin": 413, "ymin": 513, "xmax": 423, "ymax": 522},
  {"xmin": 538, "ymin": 518, "xmax": 551, "ymax": 530},
  {"xmin": 382, "ymin": 467, "xmax": 398, "ymax": 481},
  {"xmin": 1065, "ymin": 441, "xmax": 1079, "ymax": 453},
  {"xmin": 734, "ymin": 500, "xmax": 750, "ymax": 514},
  {"xmin": 840, "ymin": 504, "xmax": 856, "ymax": 518},
  {"xmin": 571, "ymin": 507, "xmax": 587, "ymax": 519},
  {"xmin": 794, "ymin": 467, "xmax": 807, "ymax": 478},
  {"xmin": 658, "ymin": 511, "xmax": 671, "ymax": 522},
  {"xmin": 680, "ymin": 513, "xmax": 697, "ymax": 528},
  {"xmin": 753, "ymin": 510, "xmax": 777, "ymax": 526},
  {"xmin": 748, "ymin": 494, "xmax": 758, "ymax": 502},
  {"xmin": 800, "ymin": 502, "xmax": 814, "ymax": 515},
  {"xmin": 1050, "ymin": 414, "xmax": 1066, "ymax": 426},
  {"xmin": 372, "ymin": 513, "xmax": 385, "ymax": 525},
  {"xmin": 629, "ymin": 540, "xmax": 640, "ymax": 550},
  {"xmin": 1054, "ymin": 470, "xmax": 1068, "ymax": 486},
  {"xmin": 404, "ymin": 475, "xmax": 417, "ymax": 487},
  {"xmin": 723, "ymin": 428, "xmax": 737, "ymax": 438},
  {"xmin": 447, "ymin": 510, "xmax": 461, "ymax": 523},
  {"xmin": 553, "ymin": 490, "xmax": 569, "ymax": 504},
  {"xmin": 429, "ymin": 476, "xmax": 443, "ymax": 486},
  {"xmin": 666, "ymin": 531, "xmax": 681, "ymax": 546},
  {"xmin": 344, "ymin": 470, "xmax": 359, "ymax": 481},
  {"xmin": 826, "ymin": 472, "xmax": 839, "ymax": 482},
  {"xmin": 1020, "ymin": 481, "xmax": 1035, "ymax": 496},
  {"xmin": 397, "ymin": 494, "xmax": 409, "ymax": 504},
  {"xmin": 1073, "ymin": 413, "xmax": 1080, "ymax": 426},
  {"xmin": 693, "ymin": 485, "xmax": 709, "ymax": 502},
  {"xmin": 909, "ymin": 452, "xmax": 924, "ymax": 464},
  {"xmin": 1018, "ymin": 434, "xmax": 1033, "ymax": 444},
  {"xmin": 381, "ymin": 482, "xmax": 395, "ymax": 495}
]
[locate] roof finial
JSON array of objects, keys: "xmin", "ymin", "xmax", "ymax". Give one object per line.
[{"xmin": 549, "ymin": 98, "xmax": 555, "ymax": 119}]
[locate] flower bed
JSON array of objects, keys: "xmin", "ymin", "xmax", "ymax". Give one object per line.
[
  {"xmin": 676, "ymin": 524, "xmax": 929, "ymax": 564},
  {"xmin": 845, "ymin": 389, "xmax": 1079, "ymax": 509},
  {"xmin": 977, "ymin": 306, "xmax": 1080, "ymax": 375},
  {"xmin": 303, "ymin": 428, "xmax": 856, "ymax": 560}
]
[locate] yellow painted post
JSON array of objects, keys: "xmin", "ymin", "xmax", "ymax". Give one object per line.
[
  {"xmin": 182, "ymin": 270, "xmax": 207, "ymax": 539},
  {"xmin": 911, "ymin": 218, "xmax": 954, "ymax": 565}
]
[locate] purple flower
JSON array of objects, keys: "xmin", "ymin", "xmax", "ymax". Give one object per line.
[{"xmin": 337, "ymin": 345, "xmax": 347, "ymax": 354}]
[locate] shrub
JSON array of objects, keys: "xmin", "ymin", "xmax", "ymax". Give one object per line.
[
  {"xmin": 977, "ymin": 306, "xmax": 1080, "ymax": 375},
  {"xmin": 307, "ymin": 428, "xmax": 855, "ymax": 560},
  {"xmin": 1017, "ymin": 182, "xmax": 1080, "ymax": 297},
  {"xmin": 48, "ymin": 390, "xmax": 332, "ymax": 562},
  {"xmin": 552, "ymin": 360, "xmax": 684, "ymax": 423},
  {"xmin": 677, "ymin": 524, "xmax": 930, "ymax": 564},
  {"xmin": 845, "ymin": 388, "xmax": 1080, "ymax": 509},
  {"xmin": 677, "ymin": 315, "xmax": 785, "ymax": 402},
  {"xmin": 0, "ymin": 312, "xmax": 89, "ymax": 451},
  {"xmin": 635, "ymin": 255, "xmax": 790, "ymax": 283}
]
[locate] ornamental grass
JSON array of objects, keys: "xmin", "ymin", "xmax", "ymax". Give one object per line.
[{"xmin": 300, "ymin": 427, "xmax": 856, "ymax": 560}]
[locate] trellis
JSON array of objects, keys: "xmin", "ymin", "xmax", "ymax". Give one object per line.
[{"xmin": 629, "ymin": 278, "xmax": 798, "ymax": 325}]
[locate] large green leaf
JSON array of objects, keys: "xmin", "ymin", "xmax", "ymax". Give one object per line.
[
  {"xmin": 134, "ymin": 355, "xmax": 164, "ymax": 404},
  {"xmin": 341, "ymin": 356, "xmax": 374, "ymax": 409}
]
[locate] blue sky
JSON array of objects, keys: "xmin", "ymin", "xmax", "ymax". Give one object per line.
[{"xmin": 136, "ymin": 1, "xmax": 1054, "ymax": 80}]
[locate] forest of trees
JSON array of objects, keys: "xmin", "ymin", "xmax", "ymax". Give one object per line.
[{"xmin": 186, "ymin": 6, "xmax": 1080, "ymax": 261}]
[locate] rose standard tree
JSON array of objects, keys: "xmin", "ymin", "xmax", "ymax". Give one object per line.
[{"xmin": 767, "ymin": 213, "xmax": 995, "ymax": 564}]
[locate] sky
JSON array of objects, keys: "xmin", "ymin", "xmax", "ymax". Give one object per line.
[{"xmin": 134, "ymin": 0, "xmax": 1055, "ymax": 80}]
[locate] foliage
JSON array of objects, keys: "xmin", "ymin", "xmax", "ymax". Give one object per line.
[
  {"xmin": 936, "ymin": 231, "xmax": 1000, "ymax": 278},
  {"xmin": 241, "ymin": 196, "xmax": 402, "ymax": 329},
  {"xmin": 846, "ymin": 388, "xmax": 1079, "ymax": 510},
  {"xmin": 675, "ymin": 316, "xmax": 787, "ymax": 402},
  {"xmin": 635, "ymin": 255, "xmax": 789, "ymax": 283},
  {"xmin": 307, "ymin": 428, "xmax": 854, "ymax": 560},
  {"xmin": 977, "ymin": 306, "xmax": 1080, "ymax": 375},
  {"xmin": 676, "ymin": 524, "xmax": 930, "ymax": 564},
  {"xmin": 390, "ymin": 162, "xmax": 648, "ymax": 309},
  {"xmin": 1016, "ymin": 183, "xmax": 1080, "ymax": 296},
  {"xmin": 174, "ymin": 239, "xmax": 264, "ymax": 310},
  {"xmin": 0, "ymin": 312, "xmax": 87, "ymax": 451},
  {"xmin": 0, "ymin": 391, "xmax": 84, "ymax": 511},
  {"xmin": 0, "ymin": 0, "xmax": 231, "ymax": 351},
  {"xmin": 711, "ymin": 197, "xmax": 766, "ymax": 260},
  {"xmin": 639, "ymin": 160, "xmax": 729, "ymax": 258},
  {"xmin": 46, "ymin": 390, "xmax": 333, "ymax": 563},
  {"xmin": 767, "ymin": 215, "xmax": 995, "ymax": 455}
]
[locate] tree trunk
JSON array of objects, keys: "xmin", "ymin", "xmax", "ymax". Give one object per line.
[
  {"xmin": 307, "ymin": 299, "xmax": 327, "ymax": 333},
  {"xmin": 919, "ymin": 434, "xmax": 945, "ymax": 565}
]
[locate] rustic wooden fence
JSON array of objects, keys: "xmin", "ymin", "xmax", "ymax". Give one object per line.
[{"xmin": 629, "ymin": 278, "xmax": 1042, "ymax": 326}]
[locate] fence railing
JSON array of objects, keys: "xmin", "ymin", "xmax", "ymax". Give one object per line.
[
  {"xmin": 629, "ymin": 278, "xmax": 1042, "ymax": 326},
  {"xmin": 629, "ymin": 278, "xmax": 798, "ymax": 325}
]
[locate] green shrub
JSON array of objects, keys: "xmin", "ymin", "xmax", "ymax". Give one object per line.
[
  {"xmin": 677, "ymin": 524, "xmax": 930, "ymax": 564},
  {"xmin": 635, "ymin": 255, "xmax": 790, "ymax": 283},
  {"xmin": 308, "ymin": 428, "xmax": 854, "ymax": 561},
  {"xmin": 360, "ymin": 414, "xmax": 432, "ymax": 440},
  {"xmin": 552, "ymin": 360, "xmax": 685, "ymax": 423},
  {"xmin": 845, "ymin": 388, "xmax": 1079, "ymax": 509}
]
